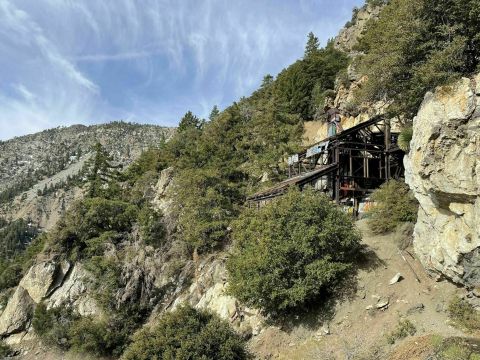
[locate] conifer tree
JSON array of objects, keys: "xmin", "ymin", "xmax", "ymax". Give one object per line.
[
  {"xmin": 208, "ymin": 105, "xmax": 220, "ymax": 121},
  {"xmin": 85, "ymin": 143, "xmax": 119, "ymax": 198},
  {"xmin": 178, "ymin": 111, "xmax": 201, "ymax": 132},
  {"xmin": 304, "ymin": 32, "xmax": 320, "ymax": 58},
  {"xmin": 261, "ymin": 74, "xmax": 274, "ymax": 88}
]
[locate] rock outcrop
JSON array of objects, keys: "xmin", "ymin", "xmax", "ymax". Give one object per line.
[
  {"xmin": 46, "ymin": 264, "xmax": 100, "ymax": 316},
  {"xmin": 162, "ymin": 254, "xmax": 264, "ymax": 338},
  {"xmin": 334, "ymin": 4, "xmax": 382, "ymax": 54},
  {"xmin": 405, "ymin": 75, "xmax": 480, "ymax": 286},
  {"xmin": 19, "ymin": 261, "xmax": 71, "ymax": 303},
  {"xmin": 0, "ymin": 287, "xmax": 35, "ymax": 337}
]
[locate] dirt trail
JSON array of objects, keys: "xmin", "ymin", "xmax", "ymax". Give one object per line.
[{"xmin": 251, "ymin": 219, "xmax": 466, "ymax": 359}]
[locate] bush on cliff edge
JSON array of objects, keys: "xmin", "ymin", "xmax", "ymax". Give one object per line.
[{"xmin": 227, "ymin": 188, "xmax": 362, "ymax": 316}]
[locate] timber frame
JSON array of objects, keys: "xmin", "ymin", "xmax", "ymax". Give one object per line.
[{"xmin": 248, "ymin": 115, "xmax": 405, "ymax": 208}]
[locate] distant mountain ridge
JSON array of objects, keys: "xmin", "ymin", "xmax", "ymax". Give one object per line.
[{"xmin": 0, "ymin": 122, "xmax": 175, "ymax": 197}]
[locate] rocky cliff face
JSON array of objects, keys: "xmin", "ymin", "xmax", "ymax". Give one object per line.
[
  {"xmin": 303, "ymin": 3, "xmax": 387, "ymax": 145},
  {"xmin": 334, "ymin": 4, "xmax": 382, "ymax": 54},
  {"xmin": 405, "ymin": 74, "xmax": 480, "ymax": 287}
]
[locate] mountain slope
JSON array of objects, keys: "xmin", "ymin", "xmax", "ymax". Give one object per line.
[
  {"xmin": 0, "ymin": 122, "xmax": 174, "ymax": 199},
  {"xmin": 0, "ymin": 122, "xmax": 174, "ymax": 229}
]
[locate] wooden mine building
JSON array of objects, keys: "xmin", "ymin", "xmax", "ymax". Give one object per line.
[{"xmin": 248, "ymin": 116, "xmax": 405, "ymax": 212}]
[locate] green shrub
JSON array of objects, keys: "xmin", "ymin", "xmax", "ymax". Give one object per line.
[
  {"xmin": 138, "ymin": 205, "xmax": 166, "ymax": 248},
  {"xmin": 0, "ymin": 218, "xmax": 41, "ymax": 291},
  {"xmin": 433, "ymin": 337, "xmax": 480, "ymax": 360},
  {"xmin": 84, "ymin": 256, "xmax": 122, "ymax": 311},
  {"xmin": 67, "ymin": 317, "xmax": 110, "ymax": 355},
  {"xmin": 0, "ymin": 234, "xmax": 46, "ymax": 292},
  {"xmin": 398, "ymin": 126, "xmax": 413, "ymax": 152},
  {"xmin": 448, "ymin": 297, "xmax": 480, "ymax": 331},
  {"xmin": 227, "ymin": 188, "xmax": 362, "ymax": 316},
  {"xmin": 368, "ymin": 180, "xmax": 418, "ymax": 234},
  {"xmin": 442, "ymin": 343, "xmax": 472, "ymax": 360},
  {"xmin": 386, "ymin": 319, "xmax": 416, "ymax": 344},
  {"xmin": 84, "ymin": 231, "xmax": 119, "ymax": 258},
  {"xmin": 33, "ymin": 303, "xmax": 137, "ymax": 357},
  {"xmin": 32, "ymin": 303, "xmax": 79, "ymax": 349},
  {"xmin": 53, "ymin": 198, "xmax": 138, "ymax": 259},
  {"xmin": 0, "ymin": 262, "xmax": 23, "ymax": 291},
  {"xmin": 172, "ymin": 168, "xmax": 239, "ymax": 253},
  {"xmin": 121, "ymin": 305, "xmax": 251, "ymax": 360},
  {"xmin": 0, "ymin": 288, "xmax": 13, "ymax": 310}
]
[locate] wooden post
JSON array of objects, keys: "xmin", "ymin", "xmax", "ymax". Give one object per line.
[
  {"xmin": 349, "ymin": 150, "xmax": 353, "ymax": 177},
  {"xmin": 385, "ymin": 118, "xmax": 391, "ymax": 179},
  {"xmin": 335, "ymin": 146, "xmax": 340, "ymax": 204}
]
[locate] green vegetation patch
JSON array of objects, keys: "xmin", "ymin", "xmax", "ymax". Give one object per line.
[
  {"xmin": 0, "ymin": 233, "xmax": 45, "ymax": 292},
  {"xmin": 355, "ymin": 0, "xmax": 480, "ymax": 119},
  {"xmin": 433, "ymin": 337, "xmax": 480, "ymax": 360},
  {"xmin": 368, "ymin": 180, "xmax": 418, "ymax": 234},
  {"xmin": 227, "ymin": 188, "xmax": 362, "ymax": 316},
  {"xmin": 448, "ymin": 297, "xmax": 480, "ymax": 332},
  {"xmin": 32, "ymin": 302, "xmax": 140, "ymax": 357},
  {"xmin": 121, "ymin": 305, "xmax": 252, "ymax": 360},
  {"xmin": 51, "ymin": 197, "xmax": 138, "ymax": 260},
  {"xmin": 386, "ymin": 318, "xmax": 417, "ymax": 344}
]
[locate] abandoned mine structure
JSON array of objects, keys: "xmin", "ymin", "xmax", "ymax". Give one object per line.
[{"xmin": 248, "ymin": 116, "xmax": 405, "ymax": 213}]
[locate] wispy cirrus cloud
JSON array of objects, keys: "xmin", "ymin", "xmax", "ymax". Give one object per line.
[{"xmin": 0, "ymin": 0, "xmax": 363, "ymax": 140}]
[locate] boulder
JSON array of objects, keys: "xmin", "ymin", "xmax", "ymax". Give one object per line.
[
  {"xmin": 0, "ymin": 287, "xmax": 35, "ymax": 337},
  {"xmin": 196, "ymin": 283, "xmax": 237, "ymax": 320},
  {"xmin": 405, "ymin": 75, "xmax": 480, "ymax": 286},
  {"xmin": 19, "ymin": 261, "xmax": 70, "ymax": 303},
  {"xmin": 46, "ymin": 264, "xmax": 100, "ymax": 316}
]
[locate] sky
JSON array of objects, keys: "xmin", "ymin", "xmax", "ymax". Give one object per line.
[{"xmin": 0, "ymin": 0, "xmax": 364, "ymax": 140}]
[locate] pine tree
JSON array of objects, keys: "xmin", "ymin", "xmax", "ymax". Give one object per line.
[
  {"xmin": 178, "ymin": 111, "xmax": 201, "ymax": 132},
  {"xmin": 304, "ymin": 32, "xmax": 320, "ymax": 58},
  {"xmin": 208, "ymin": 106, "xmax": 220, "ymax": 121},
  {"xmin": 261, "ymin": 74, "xmax": 274, "ymax": 89},
  {"xmin": 85, "ymin": 143, "xmax": 119, "ymax": 198}
]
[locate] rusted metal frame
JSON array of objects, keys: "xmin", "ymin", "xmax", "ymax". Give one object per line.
[{"xmin": 300, "ymin": 116, "xmax": 385, "ymax": 152}]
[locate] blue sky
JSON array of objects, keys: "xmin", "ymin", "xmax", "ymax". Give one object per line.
[{"xmin": 0, "ymin": 0, "xmax": 363, "ymax": 140}]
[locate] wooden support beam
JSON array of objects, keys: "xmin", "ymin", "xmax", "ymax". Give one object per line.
[
  {"xmin": 385, "ymin": 118, "xmax": 392, "ymax": 179},
  {"xmin": 335, "ymin": 147, "xmax": 340, "ymax": 204}
]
